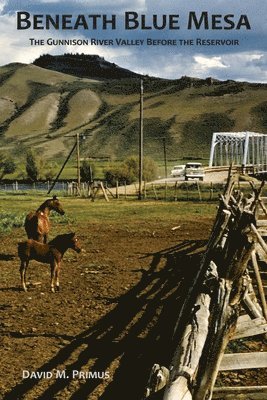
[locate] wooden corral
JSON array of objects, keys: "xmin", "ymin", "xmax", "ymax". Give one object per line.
[
  {"xmin": 145, "ymin": 170, "xmax": 267, "ymax": 400},
  {"xmin": 67, "ymin": 180, "xmax": 111, "ymax": 201}
]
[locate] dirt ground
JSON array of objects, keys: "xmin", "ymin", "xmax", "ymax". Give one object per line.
[{"xmin": 0, "ymin": 215, "xmax": 266, "ymax": 400}]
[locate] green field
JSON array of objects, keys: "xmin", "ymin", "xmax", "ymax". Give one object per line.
[{"xmin": 0, "ymin": 192, "xmax": 218, "ymax": 235}]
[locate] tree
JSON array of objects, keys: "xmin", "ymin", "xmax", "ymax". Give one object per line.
[
  {"xmin": 104, "ymin": 155, "xmax": 158, "ymax": 186},
  {"xmin": 143, "ymin": 157, "xmax": 158, "ymax": 182},
  {"xmin": 0, "ymin": 155, "xmax": 16, "ymax": 180},
  {"xmin": 80, "ymin": 160, "xmax": 95, "ymax": 182},
  {"xmin": 44, "ymin": 161, "xmax": 59, "ymax": 180},
  {"xmin": 26, "ymin": 150, "xmax": 39, "ymax": 182}
]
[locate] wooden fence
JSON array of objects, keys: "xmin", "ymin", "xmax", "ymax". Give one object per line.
[
  {"xmin": 144, "ymin": 169, "xmax": 267, "ymax": 400},
  {"xmin": 3, "ymin": 179, "xmax": 267, "ymax": 206},
  {"xmin": 66, "ymin": 180, "xmax": 266, "ymax": 202}
]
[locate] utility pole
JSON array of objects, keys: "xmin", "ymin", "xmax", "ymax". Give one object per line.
[
  {"xmin": 163, "ymin": 137, "xmax": 167, "ymax": 179},
  {"xmin": 138, "ymin": 78, "xmax": 144, "ymax": 200},
  {"xmin": 76, "ymin": 132, "xmax": 81, "ymax": 190},
  {"xmin": 47, "ymin": 141, "xmax": 77, "ymax": 194},
  {"xmin": 47, "ymin": 131, "xmax": 94, "ymax": 195}
]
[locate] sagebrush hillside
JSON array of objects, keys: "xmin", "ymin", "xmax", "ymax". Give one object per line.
[
  {"xmin": 0, "ymin": 55, "xmax": 266, "ymax": 164},
  {"xmin": 33, "ymin": 53, "xmax": 141, "ymax": 80}
]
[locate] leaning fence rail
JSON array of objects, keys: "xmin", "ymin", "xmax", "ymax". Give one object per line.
[{"xmin": 145, "ymin": 169, "xmax": 267, "ymax": 400}]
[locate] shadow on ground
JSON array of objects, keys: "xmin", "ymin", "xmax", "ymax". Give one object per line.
[
  {"xmin": 0, "ymin": 253, "xmax": 15, "ymax": 261},
  {"xmin": 3, "ymin": 240, "xmax": 206, "ymax": 400}
]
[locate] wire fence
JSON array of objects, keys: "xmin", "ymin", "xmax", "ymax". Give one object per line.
[
  {"xmin": 0, "ymin": 181, "xmax": 68, "ymax": 193},
  {"xmin": 1, "ymin": 180, "xmax": 266, "ymax": 203}
]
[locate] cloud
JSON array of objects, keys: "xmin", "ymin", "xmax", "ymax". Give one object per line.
[
  {"xmin": 0, "ymin": 12, "xmax": 54, "ymax": 63},
  {"xmin": 2, "ymin": 0, "xmax": 146, "ymax": 15},
  {"xmin": 0, "ymin": 0, "xmax": 6, "ymax": 12},
  {"xmin": 249, "ymin": 53, "xmax": 267, "ymax": 69},
  {"xmin": 194, "ymin": 56, "xmax": 228, "ymax": 70},
  {"xmin": 0, "ymin": 0, "xmax": 266, "ymax": 82},
  {"xmin": 115, "ymin": 49, "xmax": 267, "ymax": 83}
]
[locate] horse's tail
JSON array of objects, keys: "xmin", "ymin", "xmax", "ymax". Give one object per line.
[{"xmin": 18, "ymin": 241, "xmax": 28, "ymax": 259}]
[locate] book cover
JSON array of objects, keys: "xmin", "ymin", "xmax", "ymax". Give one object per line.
[{"xmin": 0, "ymin": 1, "xmax": 266, "ymax": 399}]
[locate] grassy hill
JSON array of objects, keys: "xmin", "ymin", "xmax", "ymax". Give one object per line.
[
  {"xmin": 33, "ymin": 53, "xmax": 142, "ymax": 80},
  {"xmin": 0, "ymin": 55, "xmax": 267, "ymax": 177}
]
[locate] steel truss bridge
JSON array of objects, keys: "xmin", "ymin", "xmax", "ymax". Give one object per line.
[{"xmin": 209, "ymin": 132, "xmax": 267, "ymax": 174}]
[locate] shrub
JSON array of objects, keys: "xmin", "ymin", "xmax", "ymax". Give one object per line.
[
  {"xmin": 181, "ymin": 112, "xmax": 235, "ymax": 156},
  {"xmin": 26, "ymin": 150, "xmax": 40, "ymax": 182},
  {"xmin": 44, "ymin": 161, "xmax": 59, "ymax": 180},
  {"xmin": 0, "ymin": 155, "xmax": 16, "ymax": 180},
  {"xmin": 80, "ymin": 160, "xmax": 95, "ymax": 182},
  {"xmin": 252, "ymin": 101, "xmax": 267, "ymax": 129},
  {"xmin": 0, "ymin": 212, "xmax": 25, "ymax": 233},
  {"xmin": 104, "ymin": 155, "xmax": 158, "ymax": 186}
]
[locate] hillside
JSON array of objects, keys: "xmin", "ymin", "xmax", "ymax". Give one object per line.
[
  {"xmin": 0, "ymin": 55, "xmax": 267, "ymax": 167},
  {"xmin": 33, "ymin": 53, "xmax": 142, "ymax": 80}
]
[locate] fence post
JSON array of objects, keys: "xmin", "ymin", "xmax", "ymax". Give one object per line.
[
  {"xmin": 210, "ymin": 181, "xmax": 213, "ymax": 200},
  {"xmin": 152, "ymin": 184, "xmax": 158, "ymax": 200},
  {"xmin": 186, "ymin": 181, "xmax": 189, "ymax": 201},
  {"xmin": 174, "ymin": 181, "xmax": 178, "ymax": 201},
  {"xmin": 116, "ymin": 180, "xmax": 119, "ymax": 199},
  {"xmin": 197, "ymin": 181, "xmax": 202, "ymax": 201},
  {"xmin": 144, "ymin": 181, "xmax": 147, "ymax": 199},
  {"xmin": 165, "ymin": 181, "xmax": 167, "ymax": 201},
  {"xmin": 88, "ymin": 183, "xmax": 92, "ymax": 197}
]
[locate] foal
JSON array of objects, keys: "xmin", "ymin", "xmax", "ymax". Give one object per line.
[
  {"xmin": 18, "ymin": 233, "xmax": 81, "ymax": 293},
  {"xmin": 24, "ymin": 195, "xmax": 65, "ymax": 243}
]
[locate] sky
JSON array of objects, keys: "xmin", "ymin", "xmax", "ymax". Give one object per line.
[{"xmin": 0, "ymin": 0, "xmax": 267, "ymax": 82}]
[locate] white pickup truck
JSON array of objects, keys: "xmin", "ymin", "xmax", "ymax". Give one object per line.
[
  {"xmin": 170, "ymin": 165, "xmax": 186, "ymax": 177},
  {"xmin": 184, "ymin": 162, "xmax": 205, "ymax": 181}
]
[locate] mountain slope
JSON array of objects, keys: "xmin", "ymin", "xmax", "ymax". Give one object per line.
[
  {"xmin": 0, "ymin": 56, "xmax": 266, "ymax": 164},
  {"xmin": 33, "ymin": 53, "xmax": 142, "ymax": 80},
  {"xmin": 0, "ymin": 63, "xmax": 103, "ymax": 157}
]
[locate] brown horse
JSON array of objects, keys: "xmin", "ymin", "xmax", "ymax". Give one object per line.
[
  {"xmin": 24, "ymin": 196, "xmax": 65, "ymax": 243},
  {"xmin": 18, "ymin": 232, "xmax": 81, "ymax": 292}
]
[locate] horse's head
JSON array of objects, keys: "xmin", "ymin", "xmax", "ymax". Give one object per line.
[
  {"xmin": 67, "ymin": 232, "xmax": 82, "ymax": 253},
  {"xmin": 48, "ymin": 196, "xmax": 65, "ymax": 215}
]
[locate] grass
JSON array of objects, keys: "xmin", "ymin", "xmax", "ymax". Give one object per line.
[
  {"xmin": 0, "ymin": 193, "xmax": 217, "ymax": 236},
  {"xmin": 64, "ymin": 198, "xmax": 217, "ymax": 223}
]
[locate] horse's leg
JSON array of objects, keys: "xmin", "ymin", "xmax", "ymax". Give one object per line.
[
  {"xmin": 55, "ymin": 262, "xmax": 61, "ymax": 291},
  {"xmin": 50, "ymin": 261, "xmax": 57, "ymax": 293},
  {"xmin": 43, "ymin": 234, "xmax": 47, "ymax": 244},
  {"xmin": 20, "ymin": 260, "xmax": 25, "ymax": 291},
  {"xmin": 20, "ymin": 260, "xmax": 28, "ymax": 292}
]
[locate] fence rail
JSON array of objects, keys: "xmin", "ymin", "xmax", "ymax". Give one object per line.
[
  {"xmin": 1, "ymin": 180, "xmax": 267, "ymax": 205},
  {"xmin": 144, "ymin": 170, "xmax": 267, "ymax": 400}
]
